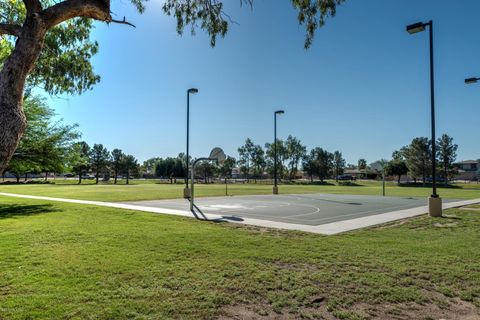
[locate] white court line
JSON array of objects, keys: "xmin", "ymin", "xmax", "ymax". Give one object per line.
[
  {"xmin": 195, "ymin": 200, "xmax": 322, "ymax": 217},
  {"xmin": 196, "ymin": 201, "xmax": 293, "ymax": 214},
  {"xmin": 281, "ymin": 206, "xmax": 321, "ymax": 218},
  {"xmin": 281, "ymin": 201, "xmax": 416, "ymax": 220},
  {"xmin": 281, "ymin": 194, "xmax": 375, "ymax": 204},
  {"xmin": 220, "ymin": 211, "xmax": 299, "ymax": 221},
  {"xmin": 308, "ymin": 203, "xmax": 426, "ymax": 223}
]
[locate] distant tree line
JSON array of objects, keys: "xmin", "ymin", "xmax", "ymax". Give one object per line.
[
  {"xmin": 6, "ymin": 97, "xmax": 461, "ymax": 186},
  {"xmin": 70, "ymin": 143, "xmax": 140, "ymax": 184},
  {"xmin": 142, "ymin": 156, "xmax": 186, "ymax": 183},
  {"xmin": 6, "ymin": 96, "xmax": 139, "ymax": 184},
  {"xmin": 140, "ymin": 136, "xmax": 348, "ymax": 184},
  {"xmin": 7, "ymin": 96, "xmax": 79, "ymax": 182},
  {"xmin": 385, "ymin": 134, "xmax": 458, "ymax": 185},
  {"xmin": 141, "ymin": 153, "xmax": 236, "ymax": 184},
  {"xmin": 71, "ymin": 132, "xmax": 460, "ymax": 185}
]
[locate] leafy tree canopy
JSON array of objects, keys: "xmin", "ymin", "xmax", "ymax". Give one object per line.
[
  {"xmin": 8, "ymin": 95, "xmax": 80, "ymax": 176},
  {"xmin": 1, "ymin": 1, "xmax": 100, "ymax": 95},
  {"xmin": 1, "ymin": 0, "xmax": 343, "ymax": 96},
  {"xmin": 162, "ymin": 0, "xmax": 343, "ymax": 48},
  {"xmin": 0, "ymin": 0, "xmax": 344, "ymax": 175}
]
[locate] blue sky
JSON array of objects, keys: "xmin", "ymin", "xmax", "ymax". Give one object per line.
[{"xmin": 49, "ymin": 0, "xmax": 480, "ymax": 165}]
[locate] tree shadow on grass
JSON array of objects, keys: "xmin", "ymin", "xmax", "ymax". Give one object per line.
[
  {"xmin": 0, "ymin": 180, "xmax": 52, "ymax": 185},
  {"xmin": 0, "ymin": 204, "xmax": 58, "ymax": 219},
  {"xmin": 337, "ymin": 181, "xmax": 363, "ymax": 187},
  {"xmin": 398, "ymin": 183, "xmax": 462, "ymax": 189}
]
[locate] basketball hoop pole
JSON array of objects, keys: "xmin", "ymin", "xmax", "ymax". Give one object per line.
[
  {"xmin": 225, "ymin": 176, "xmax": 228, "ymax": 196},
  {"xmin": 190, "ymin": 157, "xmax": 217, "ymax": 211},
  {"xmin": 190, "ymin": 148, "xmax": 225, "ymax": 212}
]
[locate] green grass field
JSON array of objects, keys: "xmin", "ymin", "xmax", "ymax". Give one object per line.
[
  {"xmin": 0, "ymin": 195, "xmax": 479, "ymax": 319},
  {"xmin": 0, "ymin": 180, "xmax": 479, "ymax": 202}
]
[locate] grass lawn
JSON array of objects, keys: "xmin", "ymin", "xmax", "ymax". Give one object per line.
[
  {"xmin": 0, "ymin": 180, "xmax": 479, "ymax": 202},
  {"xmin": 0, "ymin": 196, "xmax": 479, "ymax": 319}
]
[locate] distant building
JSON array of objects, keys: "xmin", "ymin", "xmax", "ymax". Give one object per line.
[
  {"xmin": 344, "ymin": 168, "xmax": 363, "ymax": 178},
  {"xmin": 454, "ymin": 160, "xmax": 479, "ymax": 172},
  {"xmin": 344, "ymin": 168, "xmax": 377, "ymax": 179},
  {"xmin": 453, "ymin": 160, "xmax": 479, "ymax": 181},
  {"xmin": 231, "ymin": 167, "xmax": 242, "ymax": 179}
]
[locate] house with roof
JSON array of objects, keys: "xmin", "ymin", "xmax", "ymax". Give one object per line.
[
  {"xmin": 453, "ymin": 160, "xmax": 479, "ymax": 181},
  {"xmin": 455, "ymin": 160, "xmax": 478, "ymax": 172}
]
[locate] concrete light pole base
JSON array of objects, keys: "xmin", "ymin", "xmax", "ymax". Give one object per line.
[
  {"xmin": 273, "ymin": 186, "xmax": 279, "ymax": 195},
  {"xmin": 183, "ymin": 188, "xmax": 191, "ymax": 199},
  {"xmin": 428, "ymin": 197, "xmax": 442, "ymax": 217}
]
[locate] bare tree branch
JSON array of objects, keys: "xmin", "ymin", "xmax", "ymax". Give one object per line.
[
  {"xmin": 0, "ymin": 23, "xmax": 22, "ymax": 37},
  {"xmin": 109, "ymin": 17, "xmax": 136, "ymax": 28},
  {"xmin": 40, "ymin": 0, "xmax": 111, "ymax": 29}
]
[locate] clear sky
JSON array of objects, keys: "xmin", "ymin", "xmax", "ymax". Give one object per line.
[{"xmin": 48, "ymin": 0, "xmax": 480, "ymax": 165}]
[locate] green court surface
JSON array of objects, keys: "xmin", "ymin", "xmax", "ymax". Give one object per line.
[{"xmin": 121, "ymin": 193, "xmax": 461, "ymax": 226}]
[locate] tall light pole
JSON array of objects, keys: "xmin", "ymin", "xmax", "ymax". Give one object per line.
[
  {"xmin": 273, "ymin": 110, "xmax": 284, "ymax": 195},
  {"xmin": 406, "ymin": 20, "xmax": 442, "ymax": 217},
  {"xmin": 184, "ymin": 88, "xmax": 198, "ymax": 199}
]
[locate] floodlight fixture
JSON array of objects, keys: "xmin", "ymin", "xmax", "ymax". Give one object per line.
[
  {"xmin": 465, "ymin": 77, "xmax": 480, "ymax": 84},
  {"xmin": 406, "ymin": 22, "xmax": 427, "ymax": 34}
]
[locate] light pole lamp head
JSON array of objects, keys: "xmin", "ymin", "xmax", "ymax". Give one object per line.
[
  {"xmin": 188, "ymin": 88, "xmax": 199, "ymax": 94},
  {"xmin": 275, "ymin": 110, "xmax": 285, "ymax": 115},
  {"xmin": 406, "ymin": 22, "xmax": 427, "ymax": 34},
  {"xmin": 465, "ymin": 77, "xmax": 479, "ymax": 84}
]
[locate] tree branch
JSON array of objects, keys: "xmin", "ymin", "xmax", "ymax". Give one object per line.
[
  {"xmin": 23, "ymin": 0, "xmax": 43, "ymax": 15},
  {"xmin": 109, "ymin": 17, "xmax": 136, "ymax": 28},
  {"xmin": 0, "ymin": 23, "xmax": 22, "ymax": 37},
  {"xmin": 40, "ymin": 0, "xmax": 111, "ymax": 29}
]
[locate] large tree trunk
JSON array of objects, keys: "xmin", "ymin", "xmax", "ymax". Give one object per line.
[
  {"xmin": 0, "ymin": 16, "xmax": 46, "ymax": 174},
  {"xmin": 444, "ymin": 164, "xmax": 448, "ymax": 186},
  {"xmin": 0, "ymin": 1, "xmax": 111, "ymax": 175}
]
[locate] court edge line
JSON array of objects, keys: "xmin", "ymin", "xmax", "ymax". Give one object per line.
[
  {"xmin": 1, "ymin": 192, "xmax": 480, "ymax": 235},
  {"xmin": 294, "ymin": 203, "xmax": 429, "ymax": 222}
]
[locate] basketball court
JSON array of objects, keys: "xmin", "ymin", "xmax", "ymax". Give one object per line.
[
  {"xmin": 1, "ymin": 191, "xmax": 477, "ymax": 234},
  {"xmin": 121, "ymin": 193, "xmax": 461, "ymax": 227}
]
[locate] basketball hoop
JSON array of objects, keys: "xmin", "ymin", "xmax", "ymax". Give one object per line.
[{"xmin": 209, "ymin": 147, "xmax": 226, "ymax": 164}]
